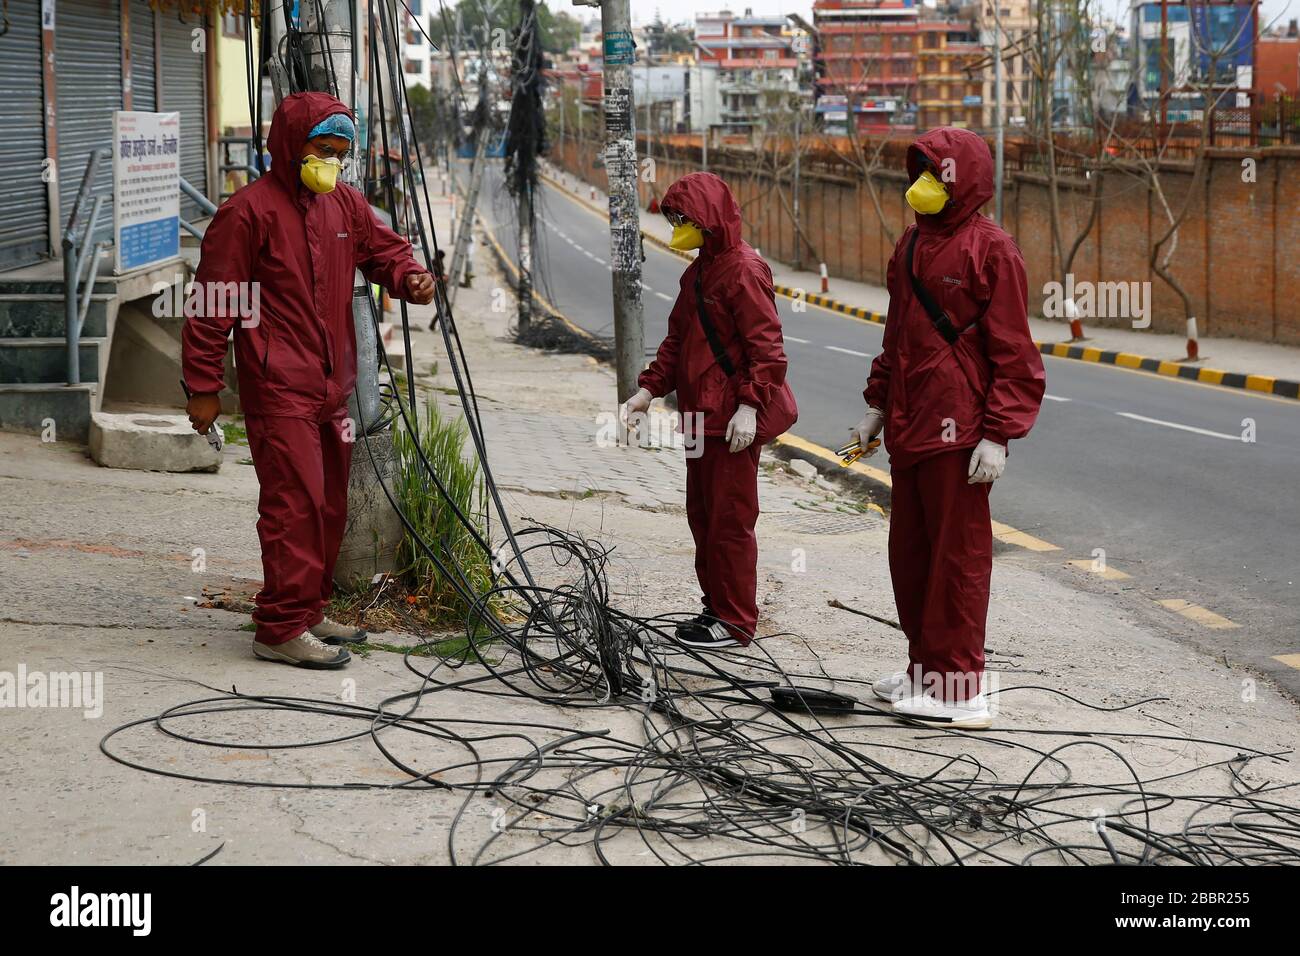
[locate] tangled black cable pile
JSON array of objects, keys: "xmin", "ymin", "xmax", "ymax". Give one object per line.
[
  {"xmin": 101, "ymin": 9, "xmax": 1300, "ymax": 866},
  {"xmin": 101, "ymin": 521, "xmax": 1300, "ymax": 865}
]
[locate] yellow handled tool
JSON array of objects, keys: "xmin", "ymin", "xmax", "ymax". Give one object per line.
[{"xmin": 835, "ymin": 437, "xmax": 880, "ymax": 467}]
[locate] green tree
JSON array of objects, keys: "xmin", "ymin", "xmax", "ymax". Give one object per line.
[{"xmin": 426, "ymin": 0, "xmax": 578, "ymax": 54}]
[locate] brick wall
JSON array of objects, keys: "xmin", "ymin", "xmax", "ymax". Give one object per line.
[{"xmin": 548, "ymin": 135, "xmax": 1300, "ymax": 345}]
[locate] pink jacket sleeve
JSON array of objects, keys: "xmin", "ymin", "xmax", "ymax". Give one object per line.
[
  {"xmin": 353, "ymin": 196, "xmax": 425, "ymax": 299},
  {"xmin": 726, "ymin": 258, "xmax": 789, "ymax": 410},
  {"xmin": 864, "ymin": 244, "xmax": 901, "ymax": 411},
  {"xmin": 638, "ymin": 272, "xmax": 687, "ymax": 398},
  {"xmin": 181, "ymin": 199, "xmax": 255, "ymax": 395},
  {"xmin": 980, "ymin": 242, "xmax": 1045, "ymax": 445}
]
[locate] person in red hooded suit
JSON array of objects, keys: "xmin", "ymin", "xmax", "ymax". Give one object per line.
[
  {"xmin": 851, "ymin": 128, "xmax": 1045, "ymax": 728},
  {"xmin": 183, "ymin": 93, "xmax": 434, "ymax": 669},
  {"xmin": 625, "ymin": 173, "xmax": 798, "ymax": 649}
]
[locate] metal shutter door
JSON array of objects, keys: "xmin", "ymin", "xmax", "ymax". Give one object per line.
[
  {"xmin": 130, "ymin": 0, "xmax": 157, "ymax": 111},
  {"xmin": 56, "ymin": 0, "xmax": 123, "ymax": 248},
  {"xmin": 158, "ymin": 9, "xmax": 209, "ymax": 221},
  {"xmin": 0, "ymin": 0, "xmax": 49, "ymax": 268}
]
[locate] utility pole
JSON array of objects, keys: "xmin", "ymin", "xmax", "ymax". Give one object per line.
[
  {"xmin": 645, "ymin": 34, "xmax": 653, "ymax": 166},
  {"xmin": 792, "ymin": 103, "xmax": 802, "ymax": 270},
  {"xmin": 300, "ymin": 0, "xmax": 381, "ymax": 430},
  {"xmin": 992, "ymin": 5, "xmax": 1005, "ymax": 225},
  {"xmin": 575, "ymin": 0, "xmax": 644, "ymax": 401},
  {"xmin": 449, "ymin": 61, "xmax": 491, "ymax": 306},
  {"xmin": 505, "ymin": 0, "xmax": 544, "ymax": 333}
]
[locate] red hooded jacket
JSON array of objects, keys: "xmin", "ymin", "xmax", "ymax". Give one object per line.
[
  {"xmin": 865, "ymin": 128, "xmax": 1045, "ymax": 469},
  {"xmin": 638, "ymin": 173, "xmax": 798, "ymax": 442},
  {"xmin": 182, "ymin": 93, "xmax": 424, "ymax": 419}
]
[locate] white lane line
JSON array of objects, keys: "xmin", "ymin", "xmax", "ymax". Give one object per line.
[
  {"xmin": 1043, "ymin": 394, "xmax": 1072, "ymax": 402},
  {"xmin": 825, "ymin": 345, "xmax": 872, "ymax": 358},
  {"xmin": 1115, "ymin": 411, "xmax": 1242, "ymax": 442},
  {"xmin": 785, "ymin": 336, "xmax": 810, "ymax": 344},
  {"xmin": 654, "ymin": 291, "xmax": 673, "ymax": 302},
  {"xmin": 593, "ymin": 256, "xmax": 606, "ymax": 265}
]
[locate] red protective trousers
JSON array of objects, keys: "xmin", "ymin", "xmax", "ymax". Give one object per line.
[
  {"xmin": 685, "ymin": 437, "xmax": 762, "ymax": 643},
  {"xmin": 245, "ymin": 412, "xmax": 352, "ymax": 645},
  {"xmin": 887, "ymin": 448, "xmax": 992, "ymax": 702}
]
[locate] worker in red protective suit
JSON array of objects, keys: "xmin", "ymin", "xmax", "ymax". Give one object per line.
[
  {"xmin": 183, "ymin": 93, "xmax": 433, "ymax": 669},
  {"xmin": 625, "ymin": 173, "xmax": 798, "ymax": 650},
  {"xmin": 853, "ymin": 127, "xmax": 1045, "ymax": 728}
]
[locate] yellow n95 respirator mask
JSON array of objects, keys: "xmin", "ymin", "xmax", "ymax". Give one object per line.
[
  {"xmin": 300, "ymin": 155, "xmax": 342, "ymax": 194},
  {"xmin": 905, "ymin": 170, "xmax": 949, "ymax": 215},
  {"xmin": 669, "ymin": 222, "xmax": 705, "ymax": 251}
]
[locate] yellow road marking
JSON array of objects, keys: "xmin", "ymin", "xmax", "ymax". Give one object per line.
[
  {"xmin": 1067, "ymin": 558, "xmax": 1132, "ymax": 580},
  {"xmin": 774, "ymin": 432, "xmax": 892, "ymax": 487},
  {"xmin": 1041, "ymin": 350, "xmax": 1300, "ymax": 406},
  {"xmin": 1273, "ymin": 654, "xmax": 1300, "ymax": 670},
  {"xmin": 774, "ymin": 433, "xmax": 1062, "ymax": 554},
  {"xmin": 990, "ymin": 520, "xmax": 1061, "ymax": 552},
  {"xmin": 1156, "ymin": 598, "xmax": 1241, "ymax": 630}
]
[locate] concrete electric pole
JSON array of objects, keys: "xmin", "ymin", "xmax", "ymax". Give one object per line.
[{"xmin": 574, "ymin": 0, "xmax": 644, "ymax": 402}]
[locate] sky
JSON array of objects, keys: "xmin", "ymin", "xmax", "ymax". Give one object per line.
[{"xmin": 625, "ymin": 0, "xmax": 1298, "ymax": 32}]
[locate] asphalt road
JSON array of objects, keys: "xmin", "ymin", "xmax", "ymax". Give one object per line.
[{"xmin": 468, "ymin": 160, "xmax": 1300, "ymax": 699}]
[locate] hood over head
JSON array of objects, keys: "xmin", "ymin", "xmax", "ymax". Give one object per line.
[
  {"xmin": 905, "ymin": 127, "xmax": 993, "ymax": 232},
  {"xmin": 267, "ymin": 92, "xmax": 356, "ymax": 194},
  {"xmin": 660, "ymin": 172, "xmax": 742, "ymax": 255}
]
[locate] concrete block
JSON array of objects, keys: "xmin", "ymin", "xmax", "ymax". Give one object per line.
[
  {"xmin": 789, "ymin": 458, "xmax": 818, "ymax": 480},
  {"xmin": 88, "ymin": 412, "xmax": 221, "ymax": 473}
]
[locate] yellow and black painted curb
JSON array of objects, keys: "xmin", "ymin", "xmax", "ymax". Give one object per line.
[
  {"xmin": 1036, "ymin": 341, "xmax": 1300, "ymax": 400},
  {"xmin": 540, "ymin": 170, "xmax": 1299, "ymax": 402}
]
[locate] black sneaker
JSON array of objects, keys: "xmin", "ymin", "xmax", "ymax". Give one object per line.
[
  {"xmin": 673, "ymin": 613, "xmax": 713, "ymax": 641},
  {"xmin": 675, "ymin": 621, "xmax": 743, "ymax": 649}
]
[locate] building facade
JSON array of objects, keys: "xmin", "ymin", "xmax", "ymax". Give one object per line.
[
  {"xmin": 695, "ymin": 10, "xmax": 801, "ymax": 133},
  {"xmin": 0, "ymin": 0, "xmax": 215, "ymax": 272}
]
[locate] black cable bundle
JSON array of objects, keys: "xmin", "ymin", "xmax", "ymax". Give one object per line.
[{"xmin": 502, "ymin": 0, "xmax": 546, "ymax": 201}]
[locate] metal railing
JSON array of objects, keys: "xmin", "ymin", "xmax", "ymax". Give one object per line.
[
  {"xmin": 62, "ymin": 147, "xmax": 111, "ymax": 386},
  {"xmin": 179, "ymin": 176, "xmax": 218, "ymax": 239},
  {"xmin": 219, "ymin": 135, "xmax": 261, "ymax": 201}
]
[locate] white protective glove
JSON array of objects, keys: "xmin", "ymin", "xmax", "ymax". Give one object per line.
[
  {"xmin": 726, "ymin": 404, "xmax": 758, "ymax": 453},
  {"xmin": 620, "ymin": 387, "xmax": 653, "ymax": 440},
  {"xmin": 967, "ymin": 438, "xmax": 1007, "ymax": 484},
  {"xmin": 851, "ymin": 407, "xmax": 885, "ymax": 457},
  {"xmin": 621, "ymin": 387, "xmax": 652, "ymax": 420}
]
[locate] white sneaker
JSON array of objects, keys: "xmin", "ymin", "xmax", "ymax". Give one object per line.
[
  {"xmin": 871, "ymin": 669, "xmax": 913, "ymax": 703},
  {"xmin": 891, "ymin": 692, "xmax": 994, "ymax": 730}
]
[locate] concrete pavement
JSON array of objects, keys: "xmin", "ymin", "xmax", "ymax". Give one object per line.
[{"xmin": 3, "ymin": 199, "xmax": 1300, "ymax": 865}]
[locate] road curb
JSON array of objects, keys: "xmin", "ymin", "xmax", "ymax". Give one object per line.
[
  {"xmin": 540, "ymin": 169, "xmax": 1300, "ymax": 402},
  {"xmin": 1036, "ymin": 341, "xmax": 1300, "ymax": 400}
]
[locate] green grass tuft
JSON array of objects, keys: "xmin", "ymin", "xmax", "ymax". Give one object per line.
[{"xmin": 392, "ymin": 398, "xmax": 495, "ymax": 629}]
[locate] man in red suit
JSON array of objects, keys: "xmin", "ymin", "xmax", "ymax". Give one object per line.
[
  {"xmin": 625, "ymin": 173, "xmax": 798, "ymax": 649},
  {"xmin": 854, "ymin": 128, "xmax": 1045, "ymax": 727},
  {"xmin": 183, "ymin": 93, "xmax": 434, "ymax": 669}
]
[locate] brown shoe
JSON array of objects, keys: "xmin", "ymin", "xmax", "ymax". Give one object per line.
[
  {"xmin": 309, "ymin": 616, "xmax": 368, "ymax": 645},
  {"xmin": 253, "ymin": 632, "xmax": 351, "ymax": 669}
]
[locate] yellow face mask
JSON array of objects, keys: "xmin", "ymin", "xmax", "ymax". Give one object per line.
[
  {"xmin": 669, "ymin": 222, "xmax": 705, "ymax": 251},
  {"xmin": 905, "ymin": 170, "xmax": 949, "ymax": 215},
  {"xmin": 300, "ymin": 154, "xmax": 342, "ymax": 194}
]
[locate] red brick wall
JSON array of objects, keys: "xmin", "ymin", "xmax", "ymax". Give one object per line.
[{"xmin": 547, "ymin": 134, "xmax": 1300, "ymax": 344}]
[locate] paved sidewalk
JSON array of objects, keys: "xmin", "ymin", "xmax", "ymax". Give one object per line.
[
  {"xmin": 540, "ymin": 159, "xmax": 1300, "ymax": 391},
  {"xmin": 2, "ymin": 198, "xmax": 1299, "ymax": 865}
]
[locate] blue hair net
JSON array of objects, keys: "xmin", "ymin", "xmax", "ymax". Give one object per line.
[{"xmin": 307, "ymin": 113, "xmax": 355, "ymax": 144}]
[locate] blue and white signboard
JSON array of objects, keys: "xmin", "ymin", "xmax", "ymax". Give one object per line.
[{"xmin": 113, "ymin": 111, "xmax": 181, "ymax": 274}]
